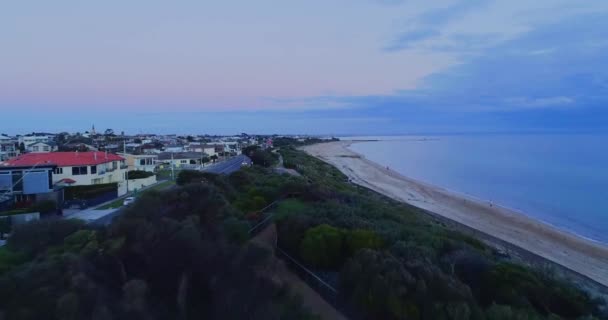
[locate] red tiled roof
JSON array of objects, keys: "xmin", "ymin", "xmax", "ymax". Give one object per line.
[{"xmin": 5, "ymin": 152, "xmax": 124, "ymax": 167}]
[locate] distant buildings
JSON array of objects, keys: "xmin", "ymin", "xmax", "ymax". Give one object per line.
[
  {"xmin": 26, "ymin": 141, "xmax": 58, "ymax": 153},
  {"xmin": 18, "ymin": 134, "xmax": 53, "ymax": 146},
  {"xmin": 0, "ymin": 136, "xmax": 19, "ymax": 162}
]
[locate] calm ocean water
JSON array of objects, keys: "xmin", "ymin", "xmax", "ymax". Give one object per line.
[{"xmin": 347, "ymin": 134, "xmax": 608, "ymax": 244}]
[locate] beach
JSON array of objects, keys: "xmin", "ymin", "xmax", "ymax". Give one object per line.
[{"xmin": 302, "ymin": 141, "xmax": 608, "ymax": 288}]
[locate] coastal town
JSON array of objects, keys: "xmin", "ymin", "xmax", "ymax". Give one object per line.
[{"xmin": 0, "ymin": 126, "xmax": 304, "ymax": 237}]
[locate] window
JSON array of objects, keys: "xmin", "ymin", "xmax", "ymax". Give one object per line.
[
  {"xmin": 72, "ymin": 166, "xmax": 88, "ymax": 175},
  {"xmin": 91, "ymin": 178, "xmax": 103, "ymax": 184},
  {"xmin": 12, "ymin": 171, "xmax": 23, "ymax": 192},
  {"xmin": 140, "ymin": 159, "xmax": 146, "ymax": 165},
  {"xmin": 53, "ymin": 167, "xmax": 63, "ymax": 174},
  {"xmin": 43, "ymin": 146, "xmax": 50, "ymax": 151},
  {"xmin": 90, "ymin": 166, "xmax": 97, "ymax": 174},
  {"xmin": 180, "ymin": 160, "xmax": 187, "ymax": 164},
  {"xmin": 32, "ymin": 146, "xmax": 39, "ymax": 152}
]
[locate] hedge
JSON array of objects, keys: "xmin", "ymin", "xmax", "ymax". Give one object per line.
[
  {"xmin": 127, "ymin": 170, "xmax": 155, "ymax": 180},
  {"xmin": 64, "ymin": 183, "xmax": 118, "ymax": 200}
]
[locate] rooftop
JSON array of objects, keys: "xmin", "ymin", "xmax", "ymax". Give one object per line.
[{"xmin": 4, "ymin": 152, "xmax": 124, "ymax": 167}]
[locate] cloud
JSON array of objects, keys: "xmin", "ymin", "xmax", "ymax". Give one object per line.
[
  {"xmin": 371, "ymin": 0, "xmax": 405, "ymax": 6},
  {"xmin": 384, "ymin": 29, "xmax": 441, "ymax": 51},
  {"xmin": 505, "ymin": 96, "xmax": 575, "ymax": 109},
  {"xmin": 270, "ymin": 10, "xmax": 608, "ymax": 133},
  {"xmin": 385, "ymin": 0, "xmax": 489, "ymax": 52}
]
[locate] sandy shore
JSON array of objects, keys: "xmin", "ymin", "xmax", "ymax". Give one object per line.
[{"xmin": 302, "ymin": 141, "xmax": 608, "ymax": 288}]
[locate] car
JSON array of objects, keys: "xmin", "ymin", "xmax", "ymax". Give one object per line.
[{"xmin": 123, "ymin": 197, "xmax": 135, "ymax": 206}]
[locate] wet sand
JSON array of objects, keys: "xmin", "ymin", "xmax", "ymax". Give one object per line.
[{"xmin": 302, "ymin": 141, "xmax": 608, "ymax": 288}]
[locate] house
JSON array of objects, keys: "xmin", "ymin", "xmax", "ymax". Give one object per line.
[
  {"xmin": 0, "ymin": 164, "xmax": 60, "ymax": 205},
  {"xmin": 26, "ymin": 141, "xmax": 58, "ymax": 153},
  {"xmin": 185, "ymin": 143, "xmax": 220, "ymax": 156},
  {"xmin": 119, "ymin": 153, "xmax": 158, "ymax": 172},
  {"xmin": 18, "ymin": 134, "xmax": 52, "ymax": 146},
  {"xmin": 164, "ymin": 144, "xmax": 185, "ymax": 153},
  {"xmin": 5, "ymin": 152, "xmax": 128, "ymax": 189},
  {"xmin": 0, "ymin": 136, "xmax": 19, "ymax": 162},
  {"xmin": 157, "ymin": 152, "xmax": 206, "ymax": 169}
]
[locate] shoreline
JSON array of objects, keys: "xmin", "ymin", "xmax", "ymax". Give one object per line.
[{"xmin": 302, "ymin": 141, "xmax": 608, "ymax": 289}]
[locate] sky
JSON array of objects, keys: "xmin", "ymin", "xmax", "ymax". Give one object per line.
[{"xmin": 1, "ymin": 0, "xmax": 607, "ymax": 135}]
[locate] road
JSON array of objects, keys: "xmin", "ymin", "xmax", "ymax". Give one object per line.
[
  {"xmin": 202, "ymin": 154, "xmax": 251, "ymax": 174},
  {"xmin": 89, "ymin": 156, "xmax": 249, "ymax": 226}
]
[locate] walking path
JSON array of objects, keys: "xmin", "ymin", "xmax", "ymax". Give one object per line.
[{"xmin": 251, "ymin": 224, "xmax": 346, "ymax": 320}]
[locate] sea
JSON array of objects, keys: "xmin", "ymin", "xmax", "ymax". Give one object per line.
[{"xmin": 345, "ymin": 134, "xmax": 608, "ymax": 245}]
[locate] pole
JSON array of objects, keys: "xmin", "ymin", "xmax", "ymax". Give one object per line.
[
  {"xmin": 171, "ymin": 152, "xmax": 175, "ymax": 180},
  {"xmin": 124, "ymin": 139, "xmax": 129, "ymax": 192}
]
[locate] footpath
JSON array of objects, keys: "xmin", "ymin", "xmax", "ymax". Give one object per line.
[{"xmin": 251, "ymin": 224, "xmax": 346, "ymax": 320}]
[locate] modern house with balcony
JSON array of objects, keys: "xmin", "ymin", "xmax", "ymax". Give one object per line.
[
  {"xmin": 119, "ymin": 153, "xmax": 158, "ymax": 172},
  {"xmin": 0, "ymin": 164, "xmax": 59, "ymax": 205},
  {"xmin": 4, "ymin": 152, "xmax": 128, "ymax": 189},
  {"xmin": 157, "ymin": 152, "xmax": 206, "ymax": 169}
]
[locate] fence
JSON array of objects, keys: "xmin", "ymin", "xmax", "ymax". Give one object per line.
[
  {"xmin": 275, "ymin": 245, "xmax": 338, "ymax": 302},
  {"xmin": 127, "ymin": 175, "xmax": 157, "ymax": 192},
  {"xmin": 247, "ymin": 200, "xmax": 280, "ymax": 236}
]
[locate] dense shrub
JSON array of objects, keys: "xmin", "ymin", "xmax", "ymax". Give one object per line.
[
  {"xmin": 276, "ymin": 148, "xmax": 603, "ymax": 319},
  {"xmin": 176, "ymin": 170, "xmax": 206, "ymax": 186},
  {"xmin": 242, "ymin": 146, "xmax": 278, "ymax": 167},
  {"xmin": 30, "ymin": 200, "xmax": 57, "ymax": 214},
  {"xmin": 64, "ymin": 183, "xmax": 117, "ymax": 200},
  {"xmin": 127, "ymin": 170, "xmax": 155, "ymax": 179},
  {"xmin": 7, "ymin": 219, "xmax": 85, "ymax": 257},
  {"xmin": 0, "ymin": 182, "xmax": 318, "ymax": 320},
  {"xmin": 300, "ymin": 224, "xmax": 345, "ymax": 268}
]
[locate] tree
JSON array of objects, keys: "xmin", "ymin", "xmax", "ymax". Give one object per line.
[
  {"xmin": 210, "ymin": 155, "xmax": 218, "ymax": 163},
  {"xmin": 300, "ymin": 224, "xmax": 345, "ymax": 268},
  {"xmin": 344, "ymin": 229, "xmax": 384, "ymax": 256},
  {"xmin": 104, "ymin": 129, "xmax": 114, "ymax": 136},
  {"xmin": 18, "ymin": 142, "xmax": 25, "ymax": 153}
]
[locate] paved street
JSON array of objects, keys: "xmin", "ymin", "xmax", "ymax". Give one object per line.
[{"xmin": 203, "ymin": 154, "xmax": 251, "ymax": 174}]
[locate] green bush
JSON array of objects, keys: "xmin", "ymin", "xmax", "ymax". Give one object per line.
[
  {"xmin": 7, "ymin": 219, "xmax": 85, "ymax": 256},
  {"xmin": 176, "ymin": 170, "xmax": 206, "ymax": 186},
  {"xmin": 344, "ymin": 229, "xmax": 384, "ymax": 256},
  {"xmin": 64, "ymin": 183, "xmax": 117, "ymax": 200},
  {"xmin": 300, "ymin": 224, "xmax": 345, "ymax": 268},
  {"xmin": 30, "ymin": 200, "xmax": 57, "ymax": 214},
  {"xmin": 0, "ymin": 247, "xmax": 26, "ymax": 275},
  {"xmin": 127, "ymin": 170, "xmax": 155, "ymax": 179}
]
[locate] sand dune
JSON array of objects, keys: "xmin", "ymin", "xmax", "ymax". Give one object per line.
[{"xmin": 302, "ymin": 141, "xmax": 608, "ymax": 288}]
